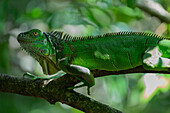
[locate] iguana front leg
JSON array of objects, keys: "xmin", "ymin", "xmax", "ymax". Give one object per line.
[
  {"xmin": 143, "ymin": 46, "xmax": 170, "ymax": 71},
  {"xmin": 23, "ymin": 70, "xmax": 66, "ymax": 80},
  {"xmin": 58, "ymin": 57, "xmax": 95, "ymax": 95}
]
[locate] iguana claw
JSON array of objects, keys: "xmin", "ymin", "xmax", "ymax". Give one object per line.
[
  {"xmin": 23, "ymin": 71, "xmax": 66, "ymax": 81},
  {"xmin": 68, "ymin": 82, "xmax": 91, "ymax": 95},
  {"xmin": 23, "ymin": 72, "xmax": 43, "ymax": 80}
]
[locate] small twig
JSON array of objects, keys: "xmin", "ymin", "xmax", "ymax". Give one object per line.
[{"xmin": 137, "ymin": 0, "xmax": 170, "ymax": 23}]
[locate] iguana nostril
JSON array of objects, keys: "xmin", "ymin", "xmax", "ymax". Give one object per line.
[
  {"xmin": 18, "ymin": 33, "xmax": 21, "ymax": 37},
  {"xmin": 18, "ymin": 33, "xmax": 24, "ymax": 37}
]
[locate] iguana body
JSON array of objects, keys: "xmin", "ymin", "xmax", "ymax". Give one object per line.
[{"xmin": 17, "ymin": 29, "xmax": 170, "ymax": 94}]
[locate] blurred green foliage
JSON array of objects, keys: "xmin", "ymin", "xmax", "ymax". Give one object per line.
[{"xmin": 0, "ymin": 0, "xmax": 170, "ymax": 113}]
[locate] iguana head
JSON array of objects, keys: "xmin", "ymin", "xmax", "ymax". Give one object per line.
[{"xmin": 17, "ymin": 29, "xmax": 59, "ymax": 75}]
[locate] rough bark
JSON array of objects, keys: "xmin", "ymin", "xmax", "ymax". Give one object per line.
[{"xmin": 0, "ymin": 73, "xmax": 122, "ymax": 113}]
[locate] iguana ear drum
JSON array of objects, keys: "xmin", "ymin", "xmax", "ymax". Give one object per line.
[{"xmin": 41, "ymin": 48, "xmax": 50, "ymax": 56}]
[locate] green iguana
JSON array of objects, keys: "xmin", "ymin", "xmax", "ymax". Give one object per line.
[{"xmin": 17, "ymin": 29, "xmax": 170, "ymax": 94}]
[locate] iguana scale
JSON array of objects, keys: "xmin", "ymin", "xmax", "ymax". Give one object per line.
[{"xmin": 17, "ymin": 29, "xmax": 170, "ymax": 94}]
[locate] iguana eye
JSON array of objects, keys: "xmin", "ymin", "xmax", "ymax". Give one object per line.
[
  {"xmin": 41, "ymin": 49, "xmax": 49, "ymax": 56},
  {"xmin": 33, "ymin": 31, "xmax": 38, "ymax": 36}
]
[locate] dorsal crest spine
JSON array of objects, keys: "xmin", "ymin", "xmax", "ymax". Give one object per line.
[{"xmin": 48, "ymin": 31, "xmax": 170, "ymax": 42}]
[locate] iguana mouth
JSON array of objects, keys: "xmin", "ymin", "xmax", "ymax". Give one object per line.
[{"xmin": 17, "ymin": 33, "xmax": 34, "ymax": 44}]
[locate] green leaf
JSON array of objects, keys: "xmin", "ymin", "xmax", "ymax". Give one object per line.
[
  {"xmin": 127, "ymin": 0, "xmax": 137, "ymax": 9},
  {"xmin": 31, "ymin": 7, "xmax": 42, "ymax": 18},
  {"xmin": 111, "ymin": 6, "xmax": 143, "ymax": 22}
]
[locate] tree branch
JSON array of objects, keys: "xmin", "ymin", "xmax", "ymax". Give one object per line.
[
  {"xmin": 93, "ymin": 66, "xmax": 170, "ymax": 77},
  {"xmin": 137, "ymin": 0, "xmax": 170, "ymax": 23},
  {"xmin": 0, "ymin": 66, "xmax": 169, "ymax": 113},
  {"xmin": 0, "ymin": 73, "xmax": 122, "ymax": 113}
]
